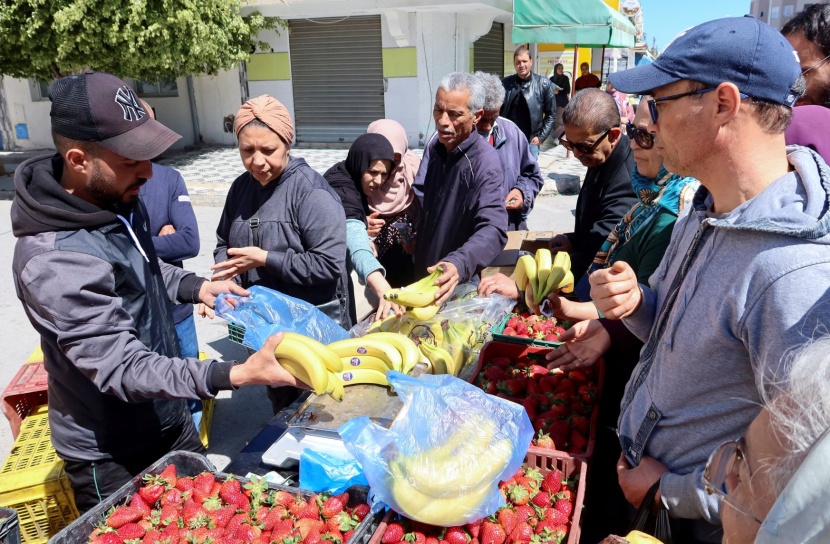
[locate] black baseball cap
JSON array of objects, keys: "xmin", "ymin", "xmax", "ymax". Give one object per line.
[
  {"xmin": 50, "ymin": 71, "xmax": 181, "ymax": 160},
  {"xmin": 609, "ymin": 16, "xmax": 802, "ymax": 107}
]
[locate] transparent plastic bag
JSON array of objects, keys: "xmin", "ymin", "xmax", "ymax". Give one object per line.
[
  {"xmin": 216, "ymin": 285, "xmax": 349, "ymax": 349},
  {"xmin": 339, "ymin": 371, "xmax": 533, "ymax": 526}
]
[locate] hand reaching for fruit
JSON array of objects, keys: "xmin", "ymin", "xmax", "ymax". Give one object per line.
[{"xmin": 546, "ymin": 319, "xmax": 610, "ymax": 372}]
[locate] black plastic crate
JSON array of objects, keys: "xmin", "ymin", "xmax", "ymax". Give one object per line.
[
  {"xmin": 0, "ymin": 507, "xmax": 20, "ymax": 544},
  {"xmin": 49, "ymin": 451, "xmax": 380, "ymax": 544},
  {"xmin": 228, "ymin": 323, "xmax": 247, "ymax": 346}
]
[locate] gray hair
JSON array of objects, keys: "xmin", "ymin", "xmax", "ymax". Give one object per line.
[
  {"xmin": 760, "ymin": 337, "xmax": 830, "ymax": 496},
  {"xmin": 562, "ymin": 88, "xmax": 621, "ymax": 133},
  {"xmin": 438, "ymin": 72, "xmax": 486, "ymax": 112},
  {"xmin": 475, "ymin": 71, "xmax": 506, "ymax": 111}
]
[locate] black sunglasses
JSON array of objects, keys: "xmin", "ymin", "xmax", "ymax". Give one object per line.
[
  {"xmin": 561, "ymin": 128, "xmax": 612, "ymax": 154},
  {"xmin": 648, "ymin": 87, "xmax": 750, "ymax": 124},
  {"xmin": 625, "ymin": 122, "xmax": 654, "ymax": 150}
]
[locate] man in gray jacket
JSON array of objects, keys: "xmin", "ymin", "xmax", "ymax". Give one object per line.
[
  {"xmin": 11, "ymin": 71, "xmax": 302, "ymax": 511},
  {"xmin": 586, "ymin": 17, "xmax": 830, "ymax": 542}
]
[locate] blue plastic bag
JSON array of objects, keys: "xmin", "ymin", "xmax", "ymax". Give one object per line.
[
  {"xmin": 299, "ymin": 450, "xmax": 368, "ymax": 494},
  {"xmin": 339, "ymin": 371, "xmax": 533, "ymax": 526},
  {"xmin": 216, "ymin": 286, "xmax": 349, "ymax": 349}
]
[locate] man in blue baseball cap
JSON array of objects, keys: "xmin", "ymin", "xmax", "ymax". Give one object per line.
[{"xmin": 564, "ymin": 16, "xmax": 830, "ymax": 541}]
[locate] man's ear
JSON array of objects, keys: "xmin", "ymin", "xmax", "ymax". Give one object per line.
[
  {"xmin": 472, "ymin": 108, "xmax": 484, "ymax": 124},
  {"xmin": 713, "ymin": 82, "xmax": 743, "ymax": 126},
  {"xmin": 64, "ymin": 147, "xmax": 92, "ymax": 174},
  {"xmin": 607, "ymin": 126, "xmax": 623, "ymax": 145}
]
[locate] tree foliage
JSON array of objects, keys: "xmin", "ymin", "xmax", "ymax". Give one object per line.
[{"xmin": 0, "ymin": 0, "xmax": 285, "ymax": 80}]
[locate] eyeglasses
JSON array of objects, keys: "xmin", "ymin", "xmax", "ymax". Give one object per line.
[
  {"xmin": 560, "ymin": 128, "xmax": 612, "ymax": 154},
  {"xmin": 703, "ymin": 437, "xmax": 764, "ymax": 524},
  {"xmin": 803, "ymin": 53, "xmax": 830, "ymax": 76},
  {"xmin": 625, "ymin": 122, "xmax": 654, "ymax": 150},
  {"xmin": 648, "ymin": 87, "xmax": 750, "ymax": 124}
]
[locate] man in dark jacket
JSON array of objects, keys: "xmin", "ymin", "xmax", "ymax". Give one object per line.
[
  {"xmin": 11, "ymin": 71, "xmax": 302, "ymax": 512},
  {"xmin": 413, "ymin": 72, "xmax": 508, "ymax": 304},
  {"xmin": 500, "ymin": 46, "xmax": 556, "ymax": 160},
  {"xmin": 550, "ymin": 88, "xmax": 637, "ymax": 285}
]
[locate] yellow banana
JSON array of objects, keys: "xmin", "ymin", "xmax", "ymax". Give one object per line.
[
  {"xmin": 408, "ymin": 304, "xmax": 440, "ymax": 321},
  {"xmin": 283, "ymin": 332, "xmax": 343, "ymax": 373},
  {"xmin": 328, "ymin": 337, "xmax": 402, "ymax": 371},
  {"xmin": 539, "ymin": 265, "xmax": 566, "ymax": 303},
  {"xmin": 273, "ymin": 335, "xmax": 329, "ymax": 394},
  {"xmin": 336, "ymin": 368, "xmax": 390, "ymax": 387},
  {"xmin": 535, "ymin": 248, "xmax": 552, "ymax": 294},
  {"xmin": 559, "ymin": 270, "xmax": 575, "ymax": 293},
  {"xmin": 370, "ymin": 332, "xmax": 421, "ymax": 374},
  {"xmin": 417, "ymin": 341, "xmax": 452, "ymax": 375},
  {"xmin": 340, "ymin": 355, "xmax": 393, "ymax": 373},
  {"xmin": 409, "ymin": 321, "xmax": 444, "ymax": 346},
  {"xmin": 443, "ymin": 323, "xmax": 470, "ymax": 376},
  {"xmin": 624, "ymin": 531, "xmax": 665, "ymax": 544},
  {"xmin": 513, "ymin": 254, "xmax": 537, "ymax": 292},
  {"xmin": 384, "ymin": 268, "xmax": 442, "ymax": 307},
  {"xmin": 325, "ymin": 371, "xmax": 345, "ymax": 401}
]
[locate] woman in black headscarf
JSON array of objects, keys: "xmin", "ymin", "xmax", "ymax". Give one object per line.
[{"xmin": 324, "ymin": 134, "xmax": 402, "ymax": 320}]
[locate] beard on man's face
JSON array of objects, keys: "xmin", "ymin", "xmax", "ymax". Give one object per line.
[{"xmin": 87, "ymin": 163, "xmax": 145, "ymax": 207}]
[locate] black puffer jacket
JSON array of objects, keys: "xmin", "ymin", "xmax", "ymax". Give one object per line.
[{"xmin": 500, "ymin": 73, "xmax": 557, "ymax": 143}]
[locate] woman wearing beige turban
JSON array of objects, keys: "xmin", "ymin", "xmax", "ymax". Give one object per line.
[{"xmin": 212, "ymin": 94, "xmax": 351, "ymax": 413}]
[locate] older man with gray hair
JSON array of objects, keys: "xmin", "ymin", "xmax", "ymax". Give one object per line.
[{"xmin": 413, "ymin": 72, "xmax": 508, "ymax": 303}]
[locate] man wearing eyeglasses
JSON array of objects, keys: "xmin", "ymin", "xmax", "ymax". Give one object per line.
[
  {"xmin": 548, "ymin": 88, "xmax": 637, "ymax": 286},
  {"xmin": 588, "ymin": 16, "xmax": 830, "ymax": 541},
  {"xmin": 782, "ymin": 3, "xmax": 830, "ymax": 109}
]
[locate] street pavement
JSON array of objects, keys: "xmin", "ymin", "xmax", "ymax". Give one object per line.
[{"xmin": 0, "ymin": 143, "xmax": 586, "ymax": 470}]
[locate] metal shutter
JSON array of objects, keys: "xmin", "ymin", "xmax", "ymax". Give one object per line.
[
  {"xmin": 290, "ymin": 16, "xmax": 385, "ymax": 144},
  {"xmin": 473, "ymin": 22, "xmax": 505, "ymax": 77}
]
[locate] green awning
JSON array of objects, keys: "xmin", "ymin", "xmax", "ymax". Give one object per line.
[{"xmin": 513, "ymin": 0, "xmax": 637, "ymax": 47}]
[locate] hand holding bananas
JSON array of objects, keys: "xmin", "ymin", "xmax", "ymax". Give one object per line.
[
  {"xmin": 383, "ymin": 265, "xmax": 450, "ymax": 319},
  {"xmin": 229, "ymin": 332, "xmax": 310, "ymax": 388},
  {"xmin": 514, "ymin": 249, "xmax": 575, "ymax": 310},
  {"xmin": 431, "ymin": 262, "xmax": 460, "ymax": 305}
]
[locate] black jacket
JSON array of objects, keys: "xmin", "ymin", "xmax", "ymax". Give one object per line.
[
  {"xmin": 500, "ymin": 73, "xmax": 557, "ymax": 143},
  {"xmin": 565, "ymin": 135, "xmax": 638, "ymax": 283},
  {"xmin": 11, "ymin": 154, "xmax": 229, "ymax": 462}
]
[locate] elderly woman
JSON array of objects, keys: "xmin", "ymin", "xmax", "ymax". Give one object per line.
[
  {"xmin": 324, "ymin": 133, "xmax": 403, "ymax": 320},
  {"xmin": 212, "ymin": 94, "xmax": 350, "ymax": 411}
]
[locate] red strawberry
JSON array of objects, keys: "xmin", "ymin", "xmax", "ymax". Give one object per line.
[
  {"xmin": 498, "ymin": 378, "xmax": 526, "ymax": 397},
  {"xmin": 496, "ymin": 508, "xmax": 518, "ymax": 535},
  {"xmin": 141, "ymin": 529, "xmax": 163, "ymax": 544},
  {"xmin": 321, "ymin": 496, "xmax": 345, "ymax": 518},
  {"xmin": 138, "ymin": 476, "xmax": 166, "ymax": 506},
  {"xmin": 443, "ymin": 527, "xmax": 469, "ymax": 544},
  {"xmin": 507, "ymin": 484, "xmax": 530, "ymax": 506},
  {"xmin": 501, "ymin": 327, "xmax": 518, "ymax": 337},
  {"xmin": 569, "ymin": 433, "xmax": 588, "ymax": 454},
  {"xmin": 304, "ymin": 529, "xmax": 323, "ymax": 544},
  {"xmin": 534, "ymin": 431, "xmax": 555, "ymax": 450},
  {"xmin": 381, "ymin": 523, "xmax": 405, "ymax": 544},
  {"xmin": 490, "ymin": 357, "xmax": 512, "ymax": 368},
  {"xmin": 296, "ymin": 519, "xmax": 326, "ymax": 539},
  {"xmin": 210, "ymin": 506, "xmax": 237, "ymax": 529},
  {"xmin": 290, "ymin": 497, "xmax": 310, "ymax": 518},
  {"xmin": 409, "ymin": 532, "xmax": 426, "ymax": 544},
  {"xmin": 570, "ymin": 415, "xmax": 589, "ymax": 434},
  {"xmin": 507, "ymin": 522, "xmax": 533, "ymax": 543},
  {"xmin": 343, "ymin": 530, "xmax": 354, "ymax": 543},
  {"xmin": 117, "ymin": 523, "xmax": 146, "ymax": 540},
  {"xmin": 530, "ymin": 491, "xmax": 551, "ymax": 509},
  {"xmin": 272, "ymin": 490, "xmax": 296, "ymax": 508},
  {"xmin": 225, "ymin": 513, "xmax": 251, "ymax": 537},
  {"xmin": 484, "ymin": 366, "xmax": 507, "ymax": 382},
  {"xmin": 557, "ymin": 487, "xmax": 574, "ymax": 502},
  {"xmin": 130, "ymin": 493, "xmax": 153, "ymax": 516},
  {"xmin": 540, "ymin": 469, "xmax": 562, "ymax": 494},
  {"xmin": 99, "ymin": 533, "xmax": 125, "ymax": 544},
  {"xmin": 297, "ymin": 502, "xmax": 321, "ymax": 520},
  {"xmin": 426, "ymin": 538, "xmax": 440, "ymax": 544},
  {"xmin": 158, "ymin": 465, "xmax": 178, "ymax": 488},
  {"xmin": 327, "ymin": 512, "xmax": 358, "ymax": 533},
  {"xmin": 553, "ymin": 499, "xmax": 573, "ymax": 518},
  {"xmin": 234, "ymin": 523, "xmax": 261, "ymax": 542},
  {"xmin": 464, "ymin": 519, "xmax": 483, "ymax": 539},
  {"xmin": 160, "ymin": 488, "xmax": 183, "ymax": 509},
  {"xmin": 351, "ymin": 504, "xmax": 370, "ymax": 522},
  {"xmin": 525, "ymin": 365, "xmax": 548, "ymax": 378},
  {"xmin": 175, "ymin": 477, "xmax": 194, "ymax": 493},
  {"xmin": 513, "ymin": 505, "xmax": 534, "ymax": 525},
  {"xmin": 107, "ymin": 507, "xmax": 144, "ymax": 529},
  {"xmin": 480, "ymin": 521, "xmax": 506, "ymax": 544},
  {"xmin": 543, "ymin": 508, "xmax": 569, "ymax": 526}
]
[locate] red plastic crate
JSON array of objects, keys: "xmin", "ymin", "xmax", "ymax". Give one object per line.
[
  {"xmin": 368, "ymin": 450, "xmax": 588, "ymax": 544},
  {"xmin": 2, "ymin": 363, "xmax": 49, "ymax": 439},
  {"xmin": 470, "ymin": 341, "xmax": 604, "ymax": 462}
]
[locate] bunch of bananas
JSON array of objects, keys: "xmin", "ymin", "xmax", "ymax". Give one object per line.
[
  {"xmin": 386, "ymin": 416, "xmax": 514, "ymax": 525},
  {"xmin": 328, "ymin": 333, "xmax": 422, "ymax": 383},
  {"xmin": 384, "ymin": 267, "xmax": 443, "ymax": 320},
  {"xmin": 514, "ymin": 248, "xmax": 574, "ymax": 307},
  {"xmin": 274, "ymin": 333, "xmax": 346, "ymax": 401}
]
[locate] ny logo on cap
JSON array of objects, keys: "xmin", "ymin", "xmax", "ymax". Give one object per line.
[{"xmin": 115, "ymin": 87, "xmax": 146, "ymax": 122}]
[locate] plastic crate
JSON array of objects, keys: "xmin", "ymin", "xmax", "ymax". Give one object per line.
[
  {"xmin": 1, "ymin": 363, "xmax": 49, "ymax": 439},
  {"xmin": 0, "ymin": 506, "xmax": 21, "ymax": 544},
  {"xmin": 228, "ymin": 323, "xmax": 247, "ymax": 346},
  {"xmin": 367, "ymin": 450, "xmax": 587, "ymax": 544},
  {"xmin": 470, "ymin": 341, "xmax": 604, "ymax": 462},
  {"xmin": 50, "ymin": 451, "xmax": 382, "ymax": 544},
  {"xmin": 491, "ymin": 312, "xmax": 563, "ymax": 349},
  {"xmin": 25, "ymin": 348, "xmax": 43, "ymax": 365},
  {"xmin": 0, "ymin": 406, "xmax": 79, "ymax": 544}
]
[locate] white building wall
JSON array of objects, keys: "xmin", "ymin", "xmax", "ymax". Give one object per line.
[
  {"xmin": 381, "ymin": 12, "xmax": 420, "ymax": 149},
  {"xmin": 142, "ymin": 76, "xmax": 195, "ymax": 149},
  {"xmin": 2, "ymin": 77, "xmax": 53, "ymax": 150},
  {"xmin": 193, "ymin": 69, "xmax": 244, "ymax": 146}
]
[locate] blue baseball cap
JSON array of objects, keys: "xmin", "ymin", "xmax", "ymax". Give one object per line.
[{"xmin": 609, "ymin": 16, "xmax": 802, "ymax": 107}]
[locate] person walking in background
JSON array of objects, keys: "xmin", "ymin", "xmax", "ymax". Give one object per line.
[
  {"xmin": 606, "ymin": 81, "xmax": 635, "ymax": 124},
  {"xmin": 782, "ymin": 3, "xmax": 830, "ymax": 108},
  {"xmin": 574, "ymin": 62, "xmax": 601, "ymax": 92},
  {"xmin": 500, "ymin": 46, "xmax": 556, "ymax": 160},
  {"xmin": 550, "ymin": 63, "xmax": 571, "ymax": 144}
]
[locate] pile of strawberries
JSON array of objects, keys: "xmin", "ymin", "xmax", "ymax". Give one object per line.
[
  {"xmin": 475, "ymin": 354, "xmax": 598, "ymax": 455},
  {"xmin": 499, "ymin": 314, "xmax": 566, "ymax": 342},
  {"xmin": 88, "ymin": 464, "xmax": 371, "ymax": 544},
  {"xmin": 380, "ymin": 465, "xmax": 577, "ymax": 544}
]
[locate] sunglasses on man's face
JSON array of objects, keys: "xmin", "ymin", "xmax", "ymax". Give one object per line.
[
  {"xmin": 625, "ymin": 122, "xmax": 654, "ymax": 150},
  {"xmin": 560, "ymin": 128, "xmax": 612, "ymax": 154}
]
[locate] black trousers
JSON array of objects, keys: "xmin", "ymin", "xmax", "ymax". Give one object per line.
[{"xmin": 63, "ymin": 418, "xmax": 205, "ymax": 514}]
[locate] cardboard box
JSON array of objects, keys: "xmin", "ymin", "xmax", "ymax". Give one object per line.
[{"xmin": 482, "ymin": 231, "xmax": 559, "ymax": 278}]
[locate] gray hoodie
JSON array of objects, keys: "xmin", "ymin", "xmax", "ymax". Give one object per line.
[{"xmin": 620, "ymin": 147, "xmax": 830, "ymax": 528}]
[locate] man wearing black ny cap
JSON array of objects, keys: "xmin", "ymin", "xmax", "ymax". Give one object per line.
[
  {"xmin": 558, "ymin": 17, "xmax": 830, "ymax": 541},
  {"xmin": 11, "ymin": 71, "xmax": 302, "ymax": 512}
]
